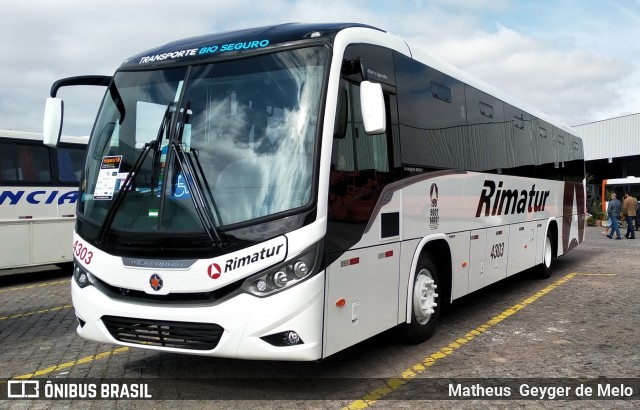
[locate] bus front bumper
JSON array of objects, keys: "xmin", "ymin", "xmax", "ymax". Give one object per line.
[{"xmin": 71, "ymin": 271, "xmax": 325, "ymax": 361}]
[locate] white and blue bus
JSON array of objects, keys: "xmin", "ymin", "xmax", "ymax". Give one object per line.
[
  {"xmin": 0, "ymin": 129, "xmax": 86, "ymax": 272},
  {"xmin": 43, "ymin": 23, "xmax": 585, "ymax": 360}
]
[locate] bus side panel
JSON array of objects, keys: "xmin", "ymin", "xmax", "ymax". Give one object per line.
[
  {"xmin": 448, "ymin": 232, "xmax": 470, "ymax": 300},
  {"xmin": 398, "ymin": 239, "xmax": 420, "ymax": 322},
  {"xmin": 0, "ymin": 186, "xmax": 77, "ymax": 268},
  {"xmin": 507, "ymin": 221, "xmax": 537, "ymax": 276},
  {"xmin": 323, "ymin": 243, "xmax": 400, "ymax": 357},
  {"xmin": 0, "ymin": 223, "xmax": 31, "ymax": 268},
  {"xmin": 32, "ymin": 220, "xmax": 74, "ymax": 264},
  {"xmin": 468, "ymin": 229, "xmax": 486, "ymax": 294},
  {"xmin": 487, "ymin": 226, "xmax": 509, "ymax": 283},
  {"xmin": 536, "ymin": 221, "xmax": 548, "ymax": 265}
]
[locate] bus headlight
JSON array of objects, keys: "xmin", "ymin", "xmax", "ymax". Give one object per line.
[
  {"xmin": 241, "ymin": 241, "xmax": 322, "ymax": 297},
  {"xmin": 73, "ymin": 259, "xmax": 94, "ymax": 289},
  {"xmin": 273, "ymin": 271, "xmax": 288, "ymax": 288},
  {"xmin": 293, "ymin": 261, "xmax": 309, "ymax": 278}
]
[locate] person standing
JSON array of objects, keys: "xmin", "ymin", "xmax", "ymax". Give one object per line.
[
  {"xmin": 622, "ymin": 192, "xmax": 637, "ymax": 239},
  {"xmin": 607, "ymin": 193, "xmax": 622, "ymax": 240},
  {"xmin": 636, "ymin": 197, "xmax": 639, "ymax": 232}
]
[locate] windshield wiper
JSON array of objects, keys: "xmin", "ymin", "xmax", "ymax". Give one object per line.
[
  {"xmin": 170, "ymin": 102, "xmax": 230, "ymax": 248},
  {"xmin": 96, "ymin": 140, "xmax": 157, "ymax": 245},
  {"xmin": 190, "ymin": 148, "xmax": 223, "ymax": 226},
  {"xmin": 96, "ymin": 102, "xmax": 173, "ymax": 245}
]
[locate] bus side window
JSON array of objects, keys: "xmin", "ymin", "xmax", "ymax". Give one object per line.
[
  {"xmin": 0, "ymin": 144, "xmax": 19, "ymax": 181},
  {"xmin": 329, "ymin": 80, "xmax": 392, "ymax": 221},
  {"xmin": 57, "ymin": 147, "xmax": 85, "ymax": 182},
  {"xmin": 18, "ymin": 145, "xmax": 51, "ymax": 182}
]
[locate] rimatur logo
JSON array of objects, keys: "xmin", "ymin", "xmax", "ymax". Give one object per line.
[
  {"xmin": 207, "ymin": 263, "xmax": 222, "ymax": 280},
  {"xmin": 203, "ymin": 236, "xmax": 287, "ymax": 282}
]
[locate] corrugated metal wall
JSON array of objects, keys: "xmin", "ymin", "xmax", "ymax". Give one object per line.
[{"xmin": 574, "ymin": 113, "xmax": 640, "ymax": 161}]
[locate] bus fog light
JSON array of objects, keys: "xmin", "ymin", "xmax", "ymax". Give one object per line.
[
  {"xmin": 77, "ymin": 272, "xmax": 89, "ymax": 286},
  {"xmin": 286, "ymin": 331, "xmax": 300, "ymax": 345},
  {"xmin": 273, "ymin": 271, "xmax": 288, "ymax": 288},
  {"xmin": 255, "ymin": 279, "xmax": 268, "ymax": 293},
  {"xmin": 293, "ymin": 261, "xmax": 309, "ymax": 278},
  {"xmin": 73, "ymin": 261, "xmax": 93, "ymax": 289},
  {"xmin": 260, "ymin": 330, "xmax": 304, "ymax": 346}
]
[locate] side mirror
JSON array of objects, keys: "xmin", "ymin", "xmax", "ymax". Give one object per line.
[
  {"xmin": 43, "ymin": 97, "xmax": 63, "ymax": 147},
  {"xmin": 360, "ymin": 81, "xmax": 386, "ymax": 134},
  {"xmin": 43, "ymin": 75, "xmax": 112, "ymax": 147}
]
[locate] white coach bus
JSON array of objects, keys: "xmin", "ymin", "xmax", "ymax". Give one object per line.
[
  {"xmin": 43, "ymin": 23, "xmax": 585, "ymax": 360},
  {"xmin": 0, "ymin": 129, "xmax": 86, "ymax": 271},
  {"xmin": 601, "ymin": 176, "xmax": 640, "ymax": 213}
]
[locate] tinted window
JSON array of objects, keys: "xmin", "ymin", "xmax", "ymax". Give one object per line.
[
  {"xmin": 395, "ymin": 52, "xmax": 467, "ymax": 170},
  {"xmin": 0, "ymin": 142, "xmax": 51, "ymax": 183},
  {"xmin": 393, "ymin": 52, "xmax": 583, "ymax": 181},
  {"xmin": 57, "ymin": 146, "xmax": 85, "ymax": 182}
]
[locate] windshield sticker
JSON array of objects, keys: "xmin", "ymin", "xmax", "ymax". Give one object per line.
[
  {"xmin": 138, "ymin": 39, "xmax": 270, "ymax": 64},
  {"xmin": 93, "ymin": 156, "xmax": 123, "ymax": 200},
  {"xmin": 172, "ymin": 173, "xmax": 191, "ymax": 199},
  {"xmin": 114, "ymin": 172, "xmax": 132, "ymax": 191}
]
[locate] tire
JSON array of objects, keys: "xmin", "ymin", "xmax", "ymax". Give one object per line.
[
  {"xmin": 536, "ymin": 230, "xmax": 555, "ymax": 279},
  {"xmin": 400, "ymin": 253, "xmax": 441, "ymax": 344},
  {"xmin": 55, "ymin": 262, "xmax": 74, "ymax": 272}
]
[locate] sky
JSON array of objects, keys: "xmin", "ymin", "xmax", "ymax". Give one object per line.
[{"xmin": 1, "ymin": 0, "xmax": 640, "ymax": 136}]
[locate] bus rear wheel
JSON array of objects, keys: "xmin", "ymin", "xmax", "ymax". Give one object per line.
[
  {"xmin": 536, "ymin": 230, "xmax": 555, "ymax": 279},
  {"xmin": 401, "ymin": 253, "xmax": 441, "ymax": 344}
]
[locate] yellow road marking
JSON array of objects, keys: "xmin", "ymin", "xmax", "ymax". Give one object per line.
[
  {"xmin": 0, "ymin": 279, "xmax": 68, "ymax": 294},
  {"xmin": 2, "ymin": 272, "xmax": 614, "ymax": 390},
  {"xmin": 574, "ymin": 273, "xmax": 617, "ymax": 276},
  {"xmin": 0, "ymin": 304, "xmax": 73, "ymax": 321},
  {"xmin": 342, "ymin": 272, "xmax": 579, "ymax": 409},
  {"xmin": 10, "ymin": 347, "xmax": 130, "ymax": 380}
]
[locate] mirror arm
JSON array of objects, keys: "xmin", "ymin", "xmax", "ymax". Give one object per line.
[{"xmin": 50, "ymin": 75, "xmax": 112, "ymax": 97}]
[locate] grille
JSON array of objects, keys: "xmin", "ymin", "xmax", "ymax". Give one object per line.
[
  {"xmin": 102, "ymin": 316, "xmax": 224, "ymax": 350},
  {"xmin": 91, "ymin": 274, "xmax": 243, "ymax": 304}
]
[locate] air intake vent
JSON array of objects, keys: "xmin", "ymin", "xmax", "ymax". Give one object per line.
[{"xmin": 102, "ymin": 316, "xmax": 224, "ymax": 351}]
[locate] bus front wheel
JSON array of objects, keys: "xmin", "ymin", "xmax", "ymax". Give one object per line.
[{"xmin": 401, "ymin": 253, "xmax": 441, "ymax": 344}]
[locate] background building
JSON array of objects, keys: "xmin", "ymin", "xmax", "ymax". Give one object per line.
[{"xmin": 574, "ymin": 113, "xmax": 640, "ymax": 213}]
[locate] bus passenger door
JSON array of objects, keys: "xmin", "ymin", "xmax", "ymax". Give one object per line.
[{"xmin": 324, "ymin": 58, "xmax": 401, "ymax": 356}]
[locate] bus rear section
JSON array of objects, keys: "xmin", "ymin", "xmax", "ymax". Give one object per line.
[
  {"xmin": 0, "ymin": 130, "xmax": 86, "ymax": 272},
  {"xmin": 601, "ymin": 176, "xmax": 640, "ymax": 213}
]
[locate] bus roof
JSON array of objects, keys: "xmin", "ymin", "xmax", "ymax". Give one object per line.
[
  {"xmin": 117, "ymin": 22, "xmax": 577, "ymax": 139},
  {"xmin": 0, "ymin": 129, "xmax": 88, "ymax": 145},
  {"xmin": 604, "ymin": 176, "xmax": 640, "ymax": 185},
  {"xmin": 121, "ymin": 22, "xmax": 381, "ymax": 69},
  {"xmin": 406, "ymin": 44, "xmax": 578, "ymax": 137}
]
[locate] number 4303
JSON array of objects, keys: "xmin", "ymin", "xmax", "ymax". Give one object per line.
[
  {"xmin": 73, "ymin": 240, "xmax": 93, "ymax": 264},
  {"xmin": 490, "ymin": 242, "xmax": 504, "ymax": 259}
]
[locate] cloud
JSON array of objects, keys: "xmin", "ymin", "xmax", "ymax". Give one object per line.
[
  {"xmin": 408, "ymin": 24, "xmax": 634, "ymax": 126},
  {"xmin": 0, "ymin": 0, "xmax": 638, "ymax": 134}
]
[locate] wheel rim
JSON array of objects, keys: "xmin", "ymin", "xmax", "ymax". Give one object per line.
[
  {"xmin": 413, "ymin": 269, "xmax": 438, "ymax": 325},
  {"xmin": 543, "ymin": 236, "xmax": 552, "ymax": 268}
]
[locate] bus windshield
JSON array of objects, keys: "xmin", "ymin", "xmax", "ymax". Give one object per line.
[{"xmin": 78, "ymin": 46, "xmax": 327, "ymax": 238}]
